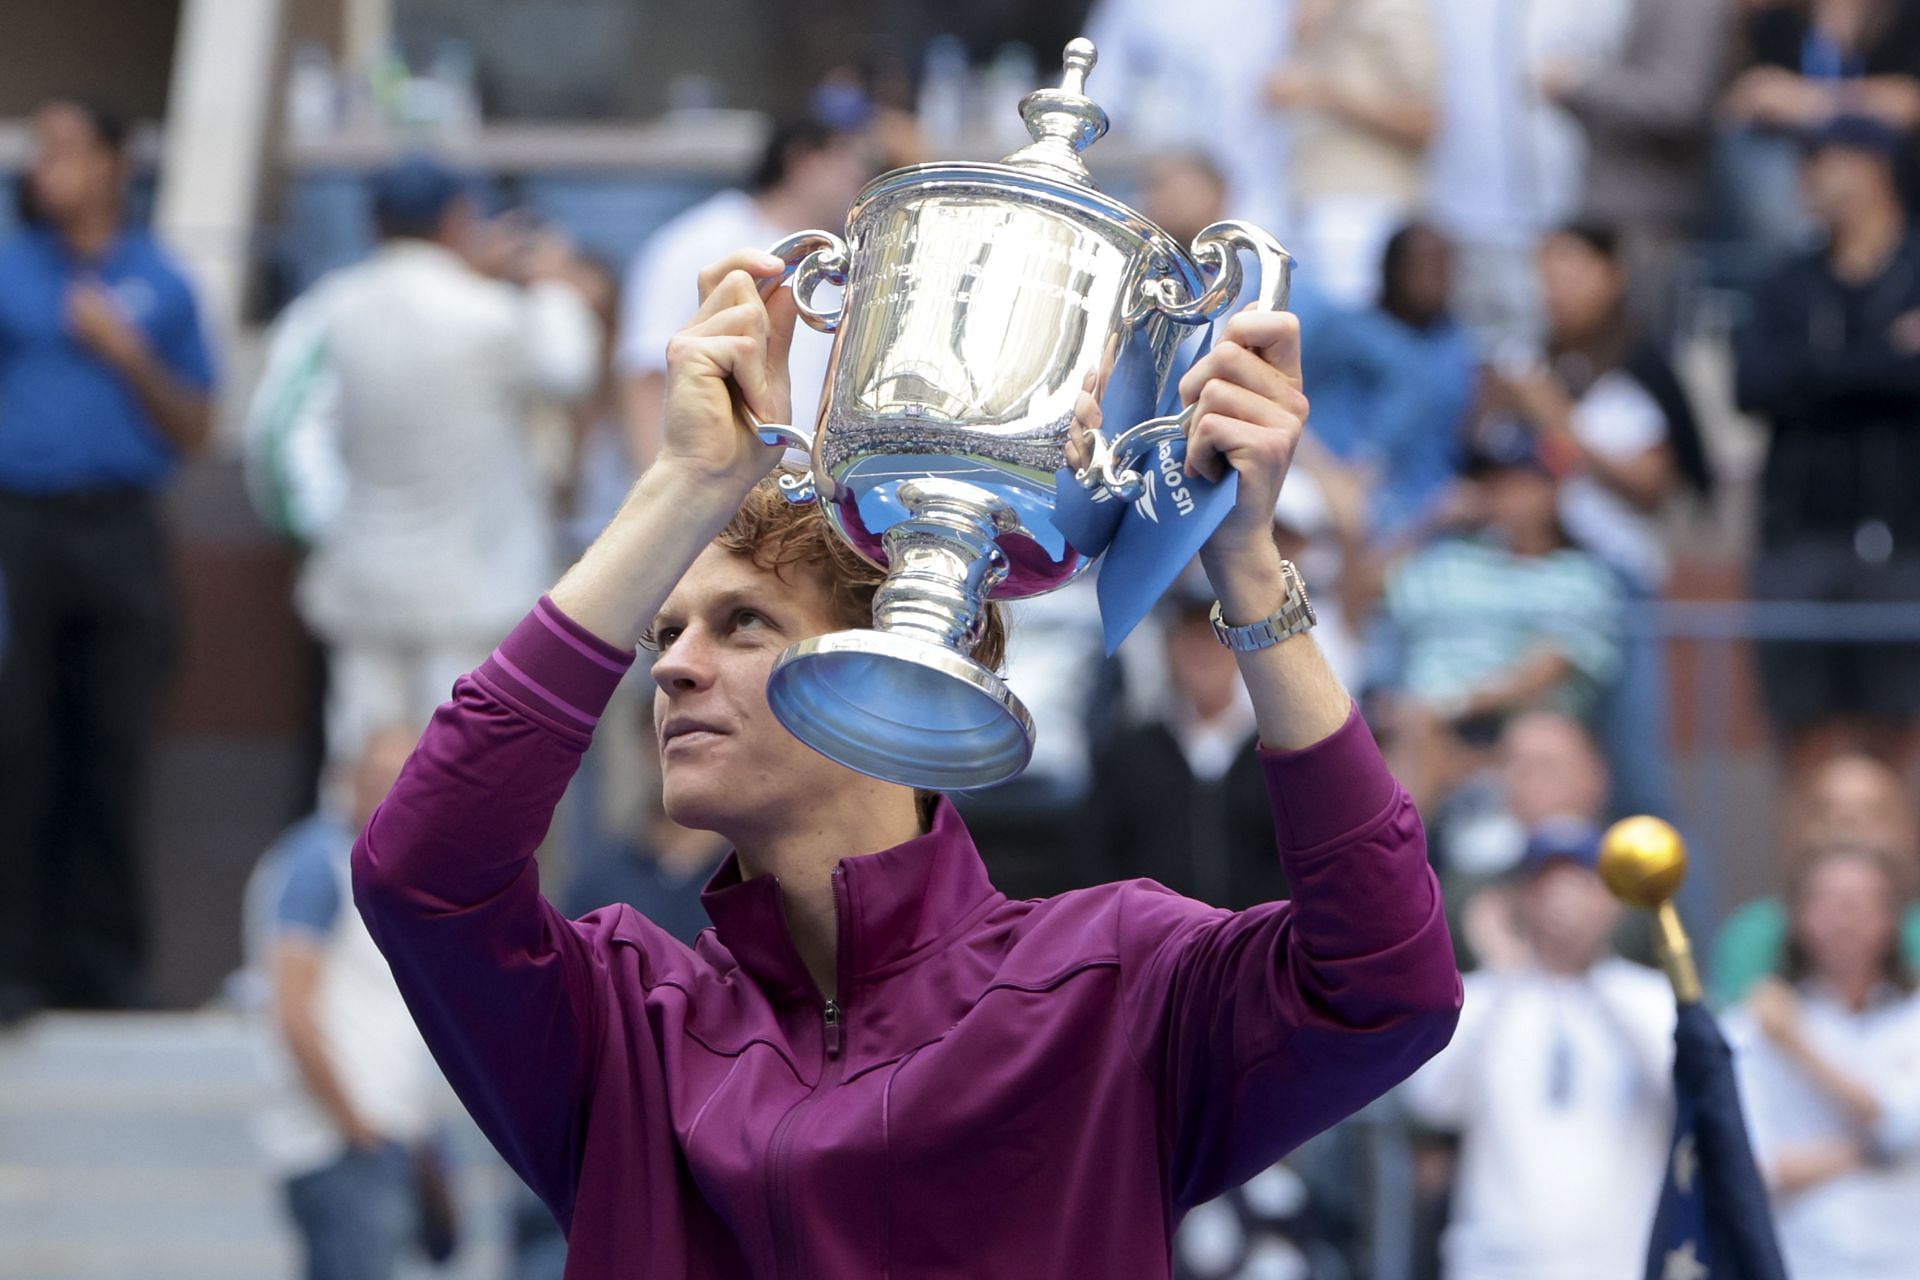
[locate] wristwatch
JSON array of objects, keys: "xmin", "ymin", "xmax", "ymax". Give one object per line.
[{"xmin": 1209, "ymin": 560, "xmax": 1317, "ymax": 651}]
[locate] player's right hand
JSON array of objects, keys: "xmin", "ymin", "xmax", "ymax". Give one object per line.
[{"xmin": 657, "ymin": 250, "xmax": 800, "ymax": 500}]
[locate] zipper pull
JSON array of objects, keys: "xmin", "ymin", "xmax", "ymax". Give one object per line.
[{"xmin": 823, "ymin": 998, "xmax": 843, "ymax": 1060}]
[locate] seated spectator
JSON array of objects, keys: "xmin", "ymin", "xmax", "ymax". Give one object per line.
[
  {"xmin": 1540, "ymin": 0, "xmax": 1732, "ymax": 340},
  {"xmin": 1401, "ymin": 822, "xmax": 1674, "ymax": 1280},
  {"xmin": 1714, "ymin": 752, "xmax": 1920, "ymax": 1003},
  {"xmin": 1726, "ymin": 845, "xmax": 1920, "ymax": 1280},
  {"xmin": 1374, "ymin": 423, "xmax": 1623, "ymax": 813},
  {"xmin": 1088, "ymin": 574, "xmax": 1279, "ymax": 911},
  {"xmin": 1719, "ymin": 0, "xmax": 1920, "ymax": 261},
  {"xmin": 1735, "ymin": 114, "xmax": 1920, "ymax": 774},
  {"xmin": 1488, "ymin": 223, "xmax": 1713, "ymax": 819},
  {"xmin": 560, "ymin": 745, "xmax": 727, "ymax": 941},
  {"xmin": 1435, "ymin": 710, "xmax": 1611, "ymax": 887},
  {"xmin": 1296, "ymin": 221, "xmax": 1478, "ymax": 543},
  {"xmin": 1265, "ymin": 0, "xmax": 1439, "ymax": 306},
  {"xmin": 1137, "ymin": 148, "xmax": 1229, "ymax": 248},
  {"xmin": 245, "ymin": 726, "xmax": 453, "ymax": 1280}
]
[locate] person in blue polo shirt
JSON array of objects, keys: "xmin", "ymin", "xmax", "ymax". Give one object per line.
[{"xmin": 0, "ymin": 98, "xmax": 217, "ymax": 1024}]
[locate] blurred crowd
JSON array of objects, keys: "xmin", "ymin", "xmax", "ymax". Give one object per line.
[{"xmin": 5, "ymin": 0, "xmax": 1920, "ymax": 1278}]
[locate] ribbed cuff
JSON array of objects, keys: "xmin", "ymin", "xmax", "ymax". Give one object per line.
[{"xmin": 476, "ymin": 596, "xmax": 636, "ymax": 736}]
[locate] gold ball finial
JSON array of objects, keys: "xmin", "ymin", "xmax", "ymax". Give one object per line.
[{"xmin": 1599, "ymin": 815, "xmax": 1689, "ymax": 909}]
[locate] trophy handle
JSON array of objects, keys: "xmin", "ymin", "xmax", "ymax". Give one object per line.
[
  {"xmin": 768, "ymin": 229, "xmax": 850, "ymax": 333},
  {"xmin": 730, "ymin": 230, "xmax": 850, "ymax": 505},
  {"xmin": 1077, "ymin": 221, "xmax": 1294, "ymax": 501},
  {"xmin": 1147, "ymin": 219, "xmax": 1293, "ymax": 323},
  {"xmin": 1073, "ymin": 408, "xmax": 1192, "ymax": 503}
]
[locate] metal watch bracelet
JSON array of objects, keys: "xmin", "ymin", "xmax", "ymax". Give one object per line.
[{"xmin": 1208, "ymin": 560, "xmax": 1317, "ymax": 652}]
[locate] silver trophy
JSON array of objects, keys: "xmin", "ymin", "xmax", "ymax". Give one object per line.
[{"xmin": 747, "ymin": 37, "xmax": 1292, "ymax": 791}]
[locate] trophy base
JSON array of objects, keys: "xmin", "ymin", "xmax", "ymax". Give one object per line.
[{"xmin": 766, "ymin": 629, "xmax": 1034, "ymax": 791}]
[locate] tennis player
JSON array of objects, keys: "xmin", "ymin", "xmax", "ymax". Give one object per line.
[{"xmin": 355, "ymin": 249, "xmax": 1461, "ymax": 1276}]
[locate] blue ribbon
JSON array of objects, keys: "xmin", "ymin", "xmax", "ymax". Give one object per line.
[{"xmin": 1053, "ymin": 434, "xmax": 1238, "ymax": 654}]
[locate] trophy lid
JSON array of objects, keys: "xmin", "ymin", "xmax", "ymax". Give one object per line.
[{"xmin": 1002, "ymin": 38, "xmax": 1110, "ymax": 186}]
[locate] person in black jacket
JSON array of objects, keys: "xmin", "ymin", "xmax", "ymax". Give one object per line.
[
  {"xmin": 1089, "ymin": 577, "xmax": 1285, "ymax": 911},
  {"xmin": 1737, "ymin": 114, "xmax": 1920, "ymax": 773}
]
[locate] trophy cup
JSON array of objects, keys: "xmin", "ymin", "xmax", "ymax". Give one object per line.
[{"xmin": 746, "ymin": 37, "xmax": 1293, "ymax": 791}]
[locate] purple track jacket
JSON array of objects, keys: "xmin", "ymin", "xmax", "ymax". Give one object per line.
[{"xmin": 354, "ymin": 598, "xmax": 1462, "ymax": 1277}]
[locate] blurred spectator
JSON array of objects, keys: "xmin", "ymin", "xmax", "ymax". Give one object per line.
[
  {"xmin": 1541, "ymin": 0, "xmax": 1733, "ymax": 340},
  {"xmin": 559, "ymin": 754, "xmax": 726, "ymax": 942},
  {"xmin": 1489, "ymin": 224, "xmax": 1712, "ymax": 819},
  {"xmin": 1720, "ymin": 0, "xmax": 1920, "ymax": 261},
  {"xmin": 1726, "ymin": 845, "xmax": 1920, "ymax": 1280},
  {"xmin": 1402, "ymin": 823, "xmax": 1673, "ymax": 1280},
  {"xmin": 1425, "ymin": 0, "xmax": 1633, "ymax": 347},
  {"xmin": 1735, "ymin": 115, "xmax": 1920, "ymax": 772},
  {"xmin": 1295, "ymin": 222, "xmax": 1477, "ymax": 542},
  {"xmin": 1084, "ymin": 0, "xmax": 1297, "ymax": 237},
  {"xmin": 954, "ymin": 577, "xmax": 1108, "ymax": 901},
  {"xmin": 616, "ymin": 119, "xmax": 869, "ymax": 469},
  {"xmin": 0, "ymin": 98, "xmax": 217, "ymax": 1020},
  {"xmin": 1264, "ymin": 0, "xmax": 1438, "ymax": 307},
  {"xmin": 249, "ymin": 154, "xmax": 599, "ymax": 768},
  {"xmin": 1375, "ymin": 425, "xmax": 1623, "ymax": 814},
  {"xmin": 1436, "ymin": 710, "xmax": 1611, "ymax": 890},
  {"xmin": 1713, "ymin": 752, "xmax": 1920, "ymax": 1002},
  {"xmin": 1088, "ymin": 578, "xmax": 1280, "ymax": 911},
  {"xmin": 1138, "ymin": 148, "xmax": 1228, "ymax": 247},
  {"xmin": 245, "ymin": 726, "xmax": 453, "ymax": 1280}
]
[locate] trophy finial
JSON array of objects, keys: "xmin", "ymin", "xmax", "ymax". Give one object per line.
[
  {"xmin": 1004, "ymin": 37, "xmax": 1111, "ymax": 184},
  {"xmin": 1061, "ymin": 37, "xmax": 1097, "ymax": 95}
]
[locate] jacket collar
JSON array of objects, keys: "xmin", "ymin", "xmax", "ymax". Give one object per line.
[{"xmin": 699, "ymin": 799, "xmax": 1000, "ymax": 1002}]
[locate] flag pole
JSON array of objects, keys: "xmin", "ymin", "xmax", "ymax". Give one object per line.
[{"xmin": 1599, "ymin": 816, "xmax": 1704, "ymax": 1005}]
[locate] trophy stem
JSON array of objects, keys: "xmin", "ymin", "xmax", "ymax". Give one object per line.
[{"xmin": 873, "ymin": 479, "xmax": 1017, "ymax": 655}]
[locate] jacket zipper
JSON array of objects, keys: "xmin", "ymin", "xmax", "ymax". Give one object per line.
[
  {"xmin": 823, "ymin": 998, "xmax": 843, "ymax": 1059},
  {"xmin": 768, "ymin": 866, "xmax": 850, "ymax": 1280}
]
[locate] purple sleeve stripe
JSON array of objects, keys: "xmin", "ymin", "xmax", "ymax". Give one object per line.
[
  {"xmin": 535, "ymin": 596, "xmax": 635, "ymax": 673},
  {"xmin": 490, "ymin": 649, "xmax": 598, "ymax": 728}
]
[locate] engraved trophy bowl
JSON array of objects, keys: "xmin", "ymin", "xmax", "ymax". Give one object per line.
[{"xmin": 747, "ymin": 36, "xmax": 1293, "ymax": 791}]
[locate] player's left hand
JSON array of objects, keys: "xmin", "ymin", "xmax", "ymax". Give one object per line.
[{"xmin": 1178, "ymin": 305, "xmax": 1309, "ymax": 579}]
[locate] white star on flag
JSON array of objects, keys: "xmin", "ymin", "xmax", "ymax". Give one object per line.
[
  {"xmin": 1664, "ymin": 1239, "xmax": 1709, "ymax": 1280},
  {"xmin": 1673, "ymin": 1133, "xmax": 1698, "ymax": 1194}
]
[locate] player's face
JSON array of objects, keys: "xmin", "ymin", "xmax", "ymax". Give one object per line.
[{"xmin": 649, "ymin": 546, "xmax": 861, "ymax": 838}]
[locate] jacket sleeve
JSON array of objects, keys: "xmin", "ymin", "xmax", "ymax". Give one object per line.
[
  {"xmin": 351, "ymin": 596, "xmax": 637, "ymax": 1226},
  {"xmin": 1118, "ymin": 705, "xmax": 1461, "ymax": 1211}
]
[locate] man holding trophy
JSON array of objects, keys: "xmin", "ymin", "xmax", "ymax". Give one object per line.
[{"xmin": 354, "ymin": 40, "xmax": 1459, "ymax": 1277}]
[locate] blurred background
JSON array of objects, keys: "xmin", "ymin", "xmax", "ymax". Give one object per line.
[{"xmin": 3, "ymin": 0, "xmax": 1920, "ymax": 1276}]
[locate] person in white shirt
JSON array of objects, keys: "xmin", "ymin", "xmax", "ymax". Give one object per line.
[
  {"xmin": 616, "ymin": 119, "xmax": 871, "ymax": 470},
  {"xmin": 1402, "ymin": 820, "xmax": 1674, "ymax": 1280},
  {"xmin": 249, "ymin": 155, "xmax": 601, "ymax": 767},
  {"xmin": 245, "ymin": 726, "xmax": 450, "ymax": 1280},
  {"xmin": 1727, "ymin": 845, "xmax": 1920, "ymax": 1280}
]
